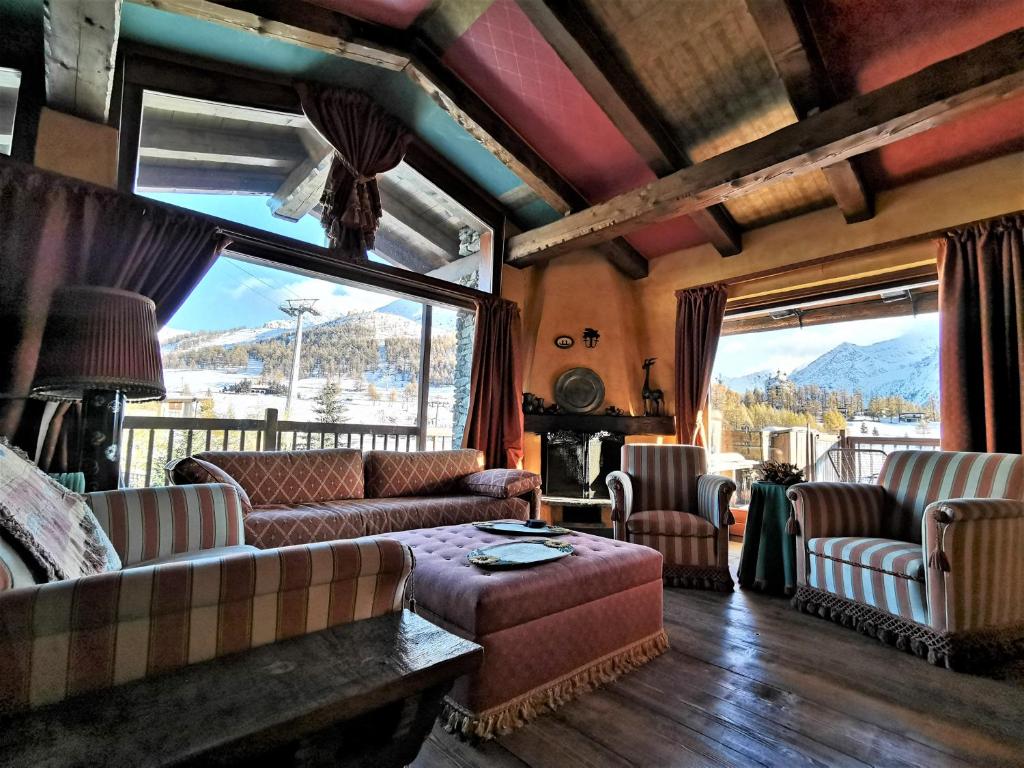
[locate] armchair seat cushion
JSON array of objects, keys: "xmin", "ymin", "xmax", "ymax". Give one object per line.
[
  {"xmin": 807, "ymin": 537, "xmax": 925, "ymax": 581},
  {"xmin": 626, "ymin": 510, "xmax": 715, "ymax": 538}
]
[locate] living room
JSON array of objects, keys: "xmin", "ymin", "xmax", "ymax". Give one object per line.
[{"xmin": 1, "ymin": 1, "xmax": 1022, "ymax": 765}]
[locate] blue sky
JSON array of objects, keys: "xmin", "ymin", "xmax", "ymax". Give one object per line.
[{"xmin": 144, "ymin": 193, "xmax": 397, "ymax": 333}]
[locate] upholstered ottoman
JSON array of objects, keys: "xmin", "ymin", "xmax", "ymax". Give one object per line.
[{"xmin": 383, "ymin": 524, "xmax": 668, "ymax": 739}]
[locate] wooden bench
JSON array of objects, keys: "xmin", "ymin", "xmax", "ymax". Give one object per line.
[{"xmin": 1, "ymin": 610, "xmax": 481, "ymax": 767}]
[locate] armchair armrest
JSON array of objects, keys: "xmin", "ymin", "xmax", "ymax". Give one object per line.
[
  {"xmin": 697, "ymin": 474, "xmax": 736, "ymax": 529},
  {"xmin": 924, "ymin": 499, "xmax": 1024, "ymax": 635},
  {"xmin": 86, "ymin": 484, "xmax": 245, "ymax": 567},
  {"xmin": 786, "ymin": 482, "xmax": 888, "ymax": 540},
  {"xmin": 606, "ymin": 471, "xmax": 634, "ymax": 541},
  {"xmin": 0, "ymin": 537, "xmax": 413, "ymax": 715}
]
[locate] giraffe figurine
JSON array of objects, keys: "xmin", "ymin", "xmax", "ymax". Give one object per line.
[{"xmin": 641, "ymin": 358, "xmax": 664, "ymax": 416}]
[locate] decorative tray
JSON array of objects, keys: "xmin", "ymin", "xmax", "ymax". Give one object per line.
[
  {"xmin": 473, "ymin": 520, "xmax": 572, "ymax": 536},
  {"xmin": 467, "ymin": 539, "xmax": 574, "ymax": 570}
]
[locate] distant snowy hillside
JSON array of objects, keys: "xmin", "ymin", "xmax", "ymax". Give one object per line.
[
  {"xmin": 789, "ymin": 325, "xmax": 939, "ymax": 402},
  {"xmin": 719, "ymin": 326, "xmax": 939, "ymax": 403}
]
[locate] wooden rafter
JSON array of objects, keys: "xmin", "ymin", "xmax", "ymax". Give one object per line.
[
  {"xmin": 43, "ymin": 0, "xmax": 122, "ymax": 122},
  {"xmin": 518, "ymin": 0, "xmax": 742, "ymax": 257},
  {"xmin": 746, "ymin": 0, "xmax": 873, "ymax": 223},
  {"xmin": 268, "ymin": 147, "xmax": 333, "ymax": 221},
  {"xmin": 505, "ymin": 29, "xmax": 1024, "ymax": 265}
]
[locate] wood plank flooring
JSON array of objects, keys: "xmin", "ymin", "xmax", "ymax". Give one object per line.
[{"xmin": 412, "ymin": 544, "xmax": 1024, "ymax": 767}]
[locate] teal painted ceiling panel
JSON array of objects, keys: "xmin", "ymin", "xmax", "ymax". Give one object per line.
[{"xmin": 119, "ymin": 3, "xmax": 559, "ymax": 227}]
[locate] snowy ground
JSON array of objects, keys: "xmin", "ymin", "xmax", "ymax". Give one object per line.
[
  {"xmin": 140, "ymin": 367, "xmax": 455, "ymax": 430},
  {"xmin": 844, "ymin": 418, "xmax": 940, "ymax": 439}
]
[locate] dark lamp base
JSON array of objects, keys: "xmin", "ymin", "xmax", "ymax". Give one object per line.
[{"xmin": 80, "ymin": 389, "xmax": 126, "ymax": 492}]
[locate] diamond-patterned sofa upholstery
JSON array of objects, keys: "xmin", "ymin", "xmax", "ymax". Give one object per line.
[
  {"xmin": 169, "ymin": 449, "xmax": 541, "ymax": 548},
  {"xmin": 788, "ymin": 450, "xmax": 1024, "ymax": 669}
]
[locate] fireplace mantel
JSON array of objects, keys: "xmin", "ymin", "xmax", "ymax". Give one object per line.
[{"xmin": 524, "ymin": 413, "xmax": 675, "ymax": 435}]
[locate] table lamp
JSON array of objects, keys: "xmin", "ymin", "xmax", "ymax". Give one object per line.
[{"xmin": 31, "ymin": 286, "xmax": 165, "ymax": 491}]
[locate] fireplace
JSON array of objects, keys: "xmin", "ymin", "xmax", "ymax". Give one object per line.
[{"xmin": 541, "ymin": 430, "xmax": 625, "ymax": 501}]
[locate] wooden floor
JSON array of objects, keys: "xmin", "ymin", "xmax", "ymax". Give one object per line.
[{"xmin": 412, "ymin": 544, "xmax": 1024, "ymax": 768}]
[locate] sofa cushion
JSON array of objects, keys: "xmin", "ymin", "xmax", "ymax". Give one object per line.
[
  {"xmin": 185, "ymin": 449, "xmax": 364, "ymax": 505},
  {"xmin": 461, "ymin": 469, "xmax": 540, "ymax": 498},
  {"xmin": 244, "ymin": 495, "xmax": 528, "ymax": 548},
  {"xmin": 626, "ymin": 509, "xmax": 715, "ymax": 537},
  {"xmin": 364, "ymin": 450, "xmax": 484, "ymax": 498},
  {"xmin": 0, "ymin": 441, "xmax": 117, "ymax": 582},
  {"xmin": 806, "ymin": 537, "xmax": 925, "ymax": 581}
]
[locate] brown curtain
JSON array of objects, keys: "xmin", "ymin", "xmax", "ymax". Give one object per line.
[
  {"xmin": 0, "ymin": 159, "xmax": 227, "ymax": 460},
  {"xmin": 938, "ymin": 215, "xmax": 1023, "ymax": 453},
  {"xmin": 462, "ymin": 297, "xmax": 524, "ymax": 469},
  {"xmin": 297, "ymin": 84, "xmax": 411, "ymax": 260},
  {"xmin": 674, "ymin": 284, "xmax": 728, "ymax": 446}
]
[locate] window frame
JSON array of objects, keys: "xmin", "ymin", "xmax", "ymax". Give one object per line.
[{"xmin": 114, "ymin": 45, "xmax": 498, "ymax": 448}]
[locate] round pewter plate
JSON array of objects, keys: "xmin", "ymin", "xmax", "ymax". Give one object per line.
[{"xmin": 554, "ymin": 367, "xmax": 605, "ymax": 414}]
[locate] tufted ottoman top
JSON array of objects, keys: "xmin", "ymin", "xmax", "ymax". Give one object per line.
[{"xmin": 382, "ymin": 524, "xmax": 663, "ymax": 636}]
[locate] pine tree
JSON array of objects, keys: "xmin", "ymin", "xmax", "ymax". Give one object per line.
[{"xmin": 314, "ymin": 381, "xmax": 345, "ymax": 424}]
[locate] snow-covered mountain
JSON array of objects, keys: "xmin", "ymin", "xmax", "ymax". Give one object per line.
[
  {"xmin": 719, "ymin": 369, "xmax": 774, "ymax": 394},
  {"xmin": 721, "ymin": 326, "xmax": 939, "ymax": 403}
]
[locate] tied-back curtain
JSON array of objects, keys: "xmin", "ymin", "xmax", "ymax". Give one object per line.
[
  {"xmin": 297, "ymin": 84, "xmax": 411, "ymax": 260},
  {"xmin": 674, "ymin": 284, "xmax": 728, "ymax": 446},
  {"xmin": 938, "ymin": 215, "xmax": 1023, "ymax": 453},
  {"xmin": 462, "ymin": 297, "xmax": 525, "ymax": 469},
  {"xmin": 0, "ymin": 160, "xmax": 227, "ymax": 455}
]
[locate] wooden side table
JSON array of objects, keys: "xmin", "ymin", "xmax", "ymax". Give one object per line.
[
  {"xmin": 1, "ymin": 610, "xmax": 481, "ymax": 768},
  {"xmin": 737, "ymin": 481, "xmax": 798, "ymax": 596}
]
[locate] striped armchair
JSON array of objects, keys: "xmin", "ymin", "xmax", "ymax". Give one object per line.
[
  {"xmin": 606, "ymin": 444, "xmax": 736, "ymax": 591},
  {"xmin": 788, "ymin": 450, "xmax": 1024, "ymax": 669},
  {"xmin": 0, "ymin": 484, "xmax": 413, "ymax": 714}
]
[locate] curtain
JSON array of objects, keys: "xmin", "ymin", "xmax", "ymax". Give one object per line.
[
  {"xmin": 462, "ymin": 297, "xmax": 524, "ymax": 469},
  {"xmin": 297, "ymin": 84, "xmax": 411, "ymax": 260},
  {"xmin": 0, "ymin": 160, "xmax": 227, "ymax": 461},
  {"xmin": 938, "ymin": 215, "xmax": 1023, "ymax": 453},
  {"xmin": 674, "ymin": 284, "xmax": 728, "ymax": 446}
]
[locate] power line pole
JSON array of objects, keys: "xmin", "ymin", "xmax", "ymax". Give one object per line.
[{"xmin": 279, "ymin": 299, "xmax": 320, "ymax": 417}]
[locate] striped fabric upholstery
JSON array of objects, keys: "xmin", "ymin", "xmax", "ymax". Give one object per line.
[
  {"xmin": 807, "ymin": 537, "xmax": 925, "ymax": 581},
  {"xmin": 807, "ymin": 544, "xmax": 928, "ymax": 624},
  {"xmin": 87, "ymin": 484, "xmax": 244, "ymax": 567},
  {"xmin": 626, "ymin": 510, "xmax": 715, "ymax": 537},
  {"xmin": 696, "ymin": 473, "xmax": 736, "ymax": 529},
  {"xmin": 925, "ymin": 498, "xmax": 1024, "ymax": 633},
  {"xmin": 0, "ymin": 537, "xmax": 413, "ymax": 714},
  {"xmin": 630, "ymin": 532, "xmax": 717, "ymax": 567},
  {"xmin": 877, "ymin": 451, "xmax": 1024, "ymax": 543},
  {"xmin": 621, "ymin": 444, "xmax": 705, "ymax": 515}
]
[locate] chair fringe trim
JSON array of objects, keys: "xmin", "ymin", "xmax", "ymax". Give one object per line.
[
  {"xmin": 440, "ymin": 629, "xmax": 669, "ymax": 741},
  {"xmin": 663, "ymin": 564, "xmax": 734, "ymax": 592},
  {"xmin": 792, "ymin": 586, "xmax": 1024, "ymax": 671}
]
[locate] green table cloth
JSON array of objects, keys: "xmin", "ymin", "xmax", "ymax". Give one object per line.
[{"xmin": 737, "ymin": 481, "xmax": 797, "ymax": 596}]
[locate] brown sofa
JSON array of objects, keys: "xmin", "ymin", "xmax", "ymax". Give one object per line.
[{"xmin": 168, "ymin": 448, "xmax": 540, "ymax": 548}]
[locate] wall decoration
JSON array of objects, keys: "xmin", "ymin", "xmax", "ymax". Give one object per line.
[
  {"xmin": 641, "ymin": 358, "xmax": 664, "ymax": 416},
  {"xmin": 582, "ymin": 328, "xmax": 600, "ymax": 348},
  {"xmin": 554, "ymin": 335, "xmax": 574, "ymax": 349}
]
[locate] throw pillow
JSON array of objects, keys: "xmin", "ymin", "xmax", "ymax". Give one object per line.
[
  {"xmin": 0, "ymin": 440, "xmax": 118, "ymax": 582},
  {"xmin": 190, "ymin": 457, "xmax": 254, "ymax": 513},
  {"xmin": 462, "ymin": 469, "xmax": 540, "ymax": 499}
]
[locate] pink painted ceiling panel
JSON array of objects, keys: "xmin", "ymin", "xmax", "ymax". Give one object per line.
[
  {"xmin": 441, "ymin": 0, "xmax": 707, "ymax": 256},
  {"xmin": 303, "ymin": 0, "xmax": 433, "ymax": 29}
]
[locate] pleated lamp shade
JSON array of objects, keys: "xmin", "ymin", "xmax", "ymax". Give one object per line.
[{"xmin": 32, "ymin": 286, "xmax": 166, "ymax": 402}]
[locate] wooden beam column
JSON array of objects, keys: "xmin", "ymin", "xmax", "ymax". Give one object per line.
[{"xmin": 43, "ymin": 0, "xmax": 122, "ymax": 122}]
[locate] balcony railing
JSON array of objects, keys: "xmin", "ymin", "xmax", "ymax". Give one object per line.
[
  {"xmin": 121, "ymin": 408, "xmax": 453, "ymax": 488},
  {"xmin": 814, "ymin": 433, "xmax": 941, "ymax": 483}
]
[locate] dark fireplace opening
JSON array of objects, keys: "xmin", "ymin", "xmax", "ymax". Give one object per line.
[{"xmin": 540, "ymin": 430, "xmax": 625, "ymax": 501}]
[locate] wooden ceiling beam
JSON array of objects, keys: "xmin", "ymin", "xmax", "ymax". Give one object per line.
[
  {"xmin": 268, "ymin": 147, "xmax": 333, "ymax": 221},
  {"xmin": 746, "ymin": 0, "xmax": 873, "ymax": 223},
  {"xmin": 505, "ymin": 29, "xmax": 1024, "ymax": 265},
  {"xmin": 138, "ymin": 120, "xmax": 306, "ymax": 167},
  {"xmin": 43, "ymin": 0, "xmax": 122, "ymax": 122},
  {"xmin": 518, "ymin": 0, "xmax": 742, "ymax": 257}
]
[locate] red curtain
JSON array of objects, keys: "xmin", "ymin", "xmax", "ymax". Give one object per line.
[
  {"xmin": 0, "ymin": 159, "xmax": 227, "ymax": 458},
  {"xmin": 462, "ymin": 297, "xmax": 524, "ymax": 469},
  {"xmin": 674, "ymin": 284, "xmax": 728, "ymax": 446},
  {"xmin": 297, "ymin": 85, "xmax": 410, "ymax": 260},
  {"xmin": 938, "ymin": 215, "xmax": 1023, "ymax": 453}
]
